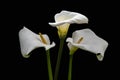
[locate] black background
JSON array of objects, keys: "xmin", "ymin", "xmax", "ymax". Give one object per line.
[{"xmin": 1, "ymin": 0, "xmax": 119, "ymax": 80}]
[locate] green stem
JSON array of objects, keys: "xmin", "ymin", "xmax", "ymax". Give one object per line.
[
  {"xmin": 46, "ymin": 50, "xmax": 53, "ymax": 80},
  {"xmin": 68, "ymin": 54, "xmax": 73, "ymax": 80},
  {"xmin": 54, "ymin": 38, "xmax": 65, "ymax": 80}
]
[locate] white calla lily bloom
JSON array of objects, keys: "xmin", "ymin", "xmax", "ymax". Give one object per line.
[
  {"xmin": 66, "ymin": 29, "xmax": 108, "ymax": 61},
  {"xmin": 49, "ymin": 10, "xmax": 88, "ymax": 38},
  {"xmin": 19, "ymin": 27, "xmax": 55, "ymax": 58},
  {"xmin": 49, "ymin": 10, "xmax": 88, "ymax": 26}
]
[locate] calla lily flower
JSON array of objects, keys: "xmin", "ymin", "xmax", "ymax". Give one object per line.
[
  {"xmin": 66, "ymin": 28, "xmax": 108, "ymax": 61},
  {"xmin": 49, "ymin": 10, "xmax": 88, "ymax": 38},
  {"xmin": 19, "ymin": 27, "xmax": 55, "ymax": 58}
]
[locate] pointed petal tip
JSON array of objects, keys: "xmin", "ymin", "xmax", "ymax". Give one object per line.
[
  {"xmin": 96, "ymin": 53, "xmax": 104, "ymax": 61},
  {"xmin": 22, "ymin": 54, "xmax": 30, "ymax": 58},
  {"xmin": 66, "ymin": 38, "xmax": 72, "ymax": 43},
  {"xmin": 44, "ymin": 41, "xmax": 56, "ymax": 51},
  {"xmin": 21, "ymin": 26, "xmax": 27, "ymax": 30},
  {"xmin": 48, "ymin": 23, "xmax": 56, "ymax": 26},
  {"xmin": 19, "ymin": 26, "xmax": 28, "ymax": 33},
  {"xmin": 48, "ymin": 22, "xmax": 53, "ymax": 25},
  {"xmin": 48, "ymin": 22, "xmax": 64, "ymax": 27},
  {"xmin": 51, "ymin": 41, "xmax": 56, "ymax": 47}
]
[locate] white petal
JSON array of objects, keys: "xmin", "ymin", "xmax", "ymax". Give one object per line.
[
  {"xmin": 19, "ymin": 27, "xmax": 43, "ymax": 58},
  {"xmin": 41, "ymin": 34, "xmax": 56, "ymax": 50},
  {"xmin": 67, "ymin": 28, "xmax": 108, "ymax": 61},
  {"xmin": 44, "ymin": 42, "xmax": 56, "ymax": 51},
  {"xmin": 19, "ymin": 27, "xmax": 55, "ymax": 58},
  {"xmin": 49, "ymin": 10, "xmax": 88, "ymax": 27},
  {"xmin": 66, "ymin": 38, "xmax": 73, "ymax": 50}
]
